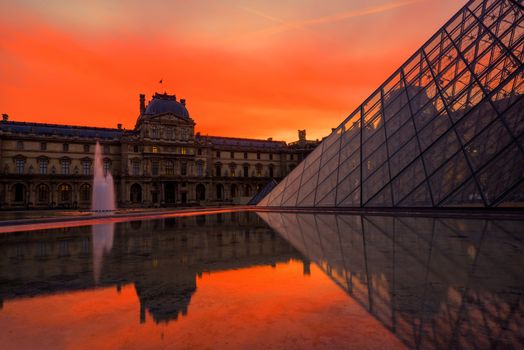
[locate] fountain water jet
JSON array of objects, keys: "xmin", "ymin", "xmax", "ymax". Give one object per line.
[{"xmin": 92, "ymin": 141, "xmax": 115, "ymax": 214}]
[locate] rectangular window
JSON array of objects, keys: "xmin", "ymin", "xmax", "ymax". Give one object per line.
[
  {"xmin": 165, "ymin": 128, "xmax": 173, "ymax": 139},
  {"xmin": 103, "ymin": 160, "xmax": 110, "ymax": 176},
  {"xmin": 152, "ymin": 145, "xmax": 159, "ymax": 153},
  {"xmin": 181, "ymin": 147, "xmax": 187, "ymax": 155},
  {"xmin": 40, "ymin": 142, "xmax": 47, "ymax": 151},
  {"xmin": 243, "ymin": 165, "xmax": 249, "ymax": 177},
  {"xmin": 63, "ymin": 143, "xmax": 69, "ymax": 152},
  {"xmin": 83, "ymin": 160, "xmax": 90, "ymax": 176},
  {"xmin": 16, "ymin": 141, "xmax": 24, "ymax": 150},
  {"xmin": 244, "ymin": 152, "xmax": 248, "ymax": 159},
  {"xmin": 197, "ymin": 162, "xmax": 203, "ymax": 177},
  {"xmin": 230, "ymin": 151, "xmax": 234, "ymax": 159},
  {"xmin": 269, "ymin": 153, "xmax": 273, "ymax": 160},
  {"xmin": 181, "ymin": 162, "xmax": 187, "ymax": 176},
  {"xmin": 257, "ymin": 152, "xmax": 261, "ymax": 160},
  {"xmin": 16, "ymin": 159, "xmax": 25, "ymax": 174},
  {"xmin": 216, "ymin": 151, "xmax": 221, "ymax": 158},
  {"xmin": 134, "ymin": 145, "xmax": 139, "ymax": 153},
  {"xmin": 197, "ymin": 148, "xmax": 202, "ymax": 156},
  {"xmin": 215, "ymin": 164, "xmax": 221, "ymax": 177},
  {"xmin": 61, "ymin": 160, "xmax": 70, "ymax": 175},
  {"xmin": 84, "ymin": 144, "xmax": 90, "ymax": 153},
  {"xmin": 39, "ymin": 159, "xmax": 48, "ymax": 175},
  {"xmin": 290, "ymin": 154, "xmax": 294, "ymax": 160},
  {"xmin": 165, "ymin": 162, "xmax": 174, "ymax": 175},
  {"xmin": 103, "ymin": 144, "xmax": 110, "ymax": 154},
  {"xmin": 132, "ymin": 161, "xmax": 140, "ymax": 176},
  {"xmin": 152, "ymin": 161, "xmax": 159, "ymax": 176}
]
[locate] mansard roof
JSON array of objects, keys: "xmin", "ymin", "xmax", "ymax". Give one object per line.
[{"xmin": 0, "ymin": 121, "xmax": 134, "ymax": 139}]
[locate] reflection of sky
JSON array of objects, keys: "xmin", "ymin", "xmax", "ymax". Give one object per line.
[
  {"xmin": 0, "ymin": 262, "xmax": 406, "ymax": 349},
  {"xmin": 0, "ymin": 0, "xmax": 463, "ymax": 141}
]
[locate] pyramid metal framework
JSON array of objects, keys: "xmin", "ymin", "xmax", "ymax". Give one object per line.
[{"xmin": 259, "ymin": 0, "xmax": 524, "ymax": 208}]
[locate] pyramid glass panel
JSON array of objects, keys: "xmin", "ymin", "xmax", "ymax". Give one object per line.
[{"xmin": 258, "ymin": 0, "xmax": 524, "ymax": 208}]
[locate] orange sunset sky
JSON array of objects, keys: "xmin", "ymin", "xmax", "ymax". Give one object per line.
[{"xmin": 0, "ymin": 0, "xmax": 464, "ymax": 142}]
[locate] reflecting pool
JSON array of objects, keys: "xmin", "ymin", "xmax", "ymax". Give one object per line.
[{"xmin": 0, "ymin": 211, "xmax": 522, "ymax": 349}]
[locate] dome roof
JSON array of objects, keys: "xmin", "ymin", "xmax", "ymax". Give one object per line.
[{"xmin": 143, "ymin": 93, "xmax": 190, "ymax": 118}]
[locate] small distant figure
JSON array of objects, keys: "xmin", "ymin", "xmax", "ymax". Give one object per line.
[{"xmin": 159, "ymin": 79, "xmax": 163, "ymax": 84}]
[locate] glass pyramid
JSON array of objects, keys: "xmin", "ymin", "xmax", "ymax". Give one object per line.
[{"xmin": 259, "ymin": 0, "xmax": 524, "ymax": 208}]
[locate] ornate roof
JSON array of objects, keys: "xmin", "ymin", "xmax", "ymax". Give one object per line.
[{"xmin": 143, "ymin": 93, "xmax": 190, "ymax": 119}]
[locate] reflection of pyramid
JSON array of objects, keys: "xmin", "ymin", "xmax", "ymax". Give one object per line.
[{"xmin": 259, "ymin": 0, "xmax": 523, "ymax": 208}]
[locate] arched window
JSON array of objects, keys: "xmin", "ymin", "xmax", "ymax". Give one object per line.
[
  {"xmin": 36, "ymin": 184, "xmax": 49, "ymax": 203},
  {"xmin": 231, "ymin": 184, "xmax": 238, "ymax": 198},
  {"xmin": 216, "ymin": 184, "xmax": 224, "ymax": 200},
  {"xmin": 196, "ymin": 184, "xmax": 206, "ymax": 201},
  {"xmin": 58, "ymin": 184, "xmax": 72, "ymax": 202},
  {"xmin": 130, "ymin": 183, "xmax": 142, "ymax": 203},
  {"xmin": 80, "ymin": 183, "xmax": 91, "ymax": 202}
]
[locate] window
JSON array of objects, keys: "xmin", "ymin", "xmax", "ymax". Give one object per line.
[
  {"xmin": 165, "ymin": 128, "xmax": 173, "ymax": 139},
  {"xmin": 165, "ymin": 161, "xmax": 174, "ymax": 175},
  {"xmin": 269, "ymin": 153, "xmax": 273, "ymax": 160},
  {"xmin": 181, "ymin": 147, "xmax": 187, "ymax": 155},
  {"xmin": 36, "ymin": 184, "xmax": 49, "ymax": 203},
  {"xmin": 15, "ymin": 159, "xmax": 25, "ymax": 174},
  {"xmin": 103, "ymin": 160, "xmax": 110, "ymax": 175},
  {"xmin": 61, "ymin": 159, "xmax": 70, "ymax": 175},
  {"xmin": 14, "ymin": 184, "xmax": 25, "ymax": 202},
  {"xmin": 244, "ymin": 152, "xmax": 248, "ymax": 159},
  {"xmin": 152, "ymin": 128, "xmax": 159, "ymax": 138},
  {"xmin": 83, "ymin": 160, "xmax": 90, "ymax": 176},
  {"xmin": 181, "ymin": 162, "xmax": 187, "ymax": 176},
  {"xmin": 40, "ymin": 142, "xmax": 47, "ymax": 151},
  {"xmin": 63, "ymin": 143, "xmax": 69, "ymax": 152},
  {"xmin": 58, "ymin": 184, "xmax": 71, "ymax": 202},
  {"xmin": 132, "ymin": 161, "xmax": 140, "ymax": 176},
  {"xmin": 80, "ymin": 184, "xmax": 91, "ymax": 201},
  {"xmin": 290, "ymin": 154, "xmax": 294, "ymax": 160},
  {"xmin": 103, "ymin": 144, "xmax": 110, "ymax": 154},
  {"xmin": 152, "ymin": 161, "xmax": 159, "ymax": 176},
  {"xmin": 133, "ymin": 145, "xmax": 139, "ymax": 153},
  {"xmin": 243, "ymin": 165, "xmax": 249, "ymax": 177},
  {"xmin": 16, "ymin": 141, "xmax": 24, "ymax": 150},
  {"xmin": 197, "ymin": 148, "xmax": 202, "ymax": 156},
  {"xmin": 39, "ymin": 159, "xmax": 48, "ymax": 175},
  {"xmin": 257, "ymin": 152, "xmax": 261, "ymax": 160},
  {"xmin": 230, "ymin": 151, "xmax": 235, "ymax": 159},
  {"xmin": 269, "ymin": 166, "xmax": 274, "ymax": 178},
  {"xmin": 216, "ymin": 151, "xmax": 221, "ymax": 158},
  {"xmin": 197, "ymin": 162, "xmax": 204, "ymax": 177},
  {"xmin": 215, "ymin": 164, "xmax": 222, "ymax": 177},
  {"xmin": 256, "ymin": 165, "xmax": 262, "ymax": 177},
  {"xmin": 152, "ymin": 145, "xmax": 159, "ymax": 153}
]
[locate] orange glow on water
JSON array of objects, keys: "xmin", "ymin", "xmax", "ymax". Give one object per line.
[
  {"xmin": 0, "ymin": 261, "xmax": 406, "ymax": 349},
  {"xmin": 0, "ymin": 1, "xmax": 463, "ymax": 141}
]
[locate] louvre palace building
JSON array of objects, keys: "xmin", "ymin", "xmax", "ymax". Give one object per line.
[{"xmin": 0, "ymin": 92, "xmax": 318, "ymax": 209}]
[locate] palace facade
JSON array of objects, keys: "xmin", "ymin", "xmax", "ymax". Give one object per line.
[{"xmin": 0, "ymin": 92, "xmax": 319, "ymax": 209}]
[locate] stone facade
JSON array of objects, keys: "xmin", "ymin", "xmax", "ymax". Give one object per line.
[{"xmin": 0, "ymin": 92, "xmax": 319, "ymax": 209}]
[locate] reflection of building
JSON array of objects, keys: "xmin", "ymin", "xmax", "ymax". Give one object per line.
[
  {"xmin": 0, "ymin": 93, "xmax": 319, "ymax": 209},
  {"xmin": 259, "ymin": 0, "xmax": 524, "ymax": 208},
  {"xmin": 0, "ymin": 212, "xmax": 306, "ymax": 323},
  {"xmin": 259, "ymin": 211, "xmax": 524, "ymax": 349}
]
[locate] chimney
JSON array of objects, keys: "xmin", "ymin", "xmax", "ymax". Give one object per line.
[
  {"xmin": 117, "ymin": 123, "xmax": 122, "ymax": 130},
  {"xmin": 298, "ymin": 129, "xmax": 306, "ymax": 141},
  {"xmin": 139, "ymin": 94, "xmax": 146, "ymax": 115},
  {"xmin": 180, "ymin": 98, "xmax": 186, "ymax": 106},
  {"xmin": 267, "ymin": 137, "xmax": 273, "ymax": 141},
  {"xmin": 1, "ymin": 114, "xmax": 8, "ymax": 122}
]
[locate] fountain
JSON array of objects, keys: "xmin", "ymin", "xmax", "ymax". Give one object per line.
[{"xmin": 92, "ymin": 141, "xmax": 116, "ymax": 213}]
